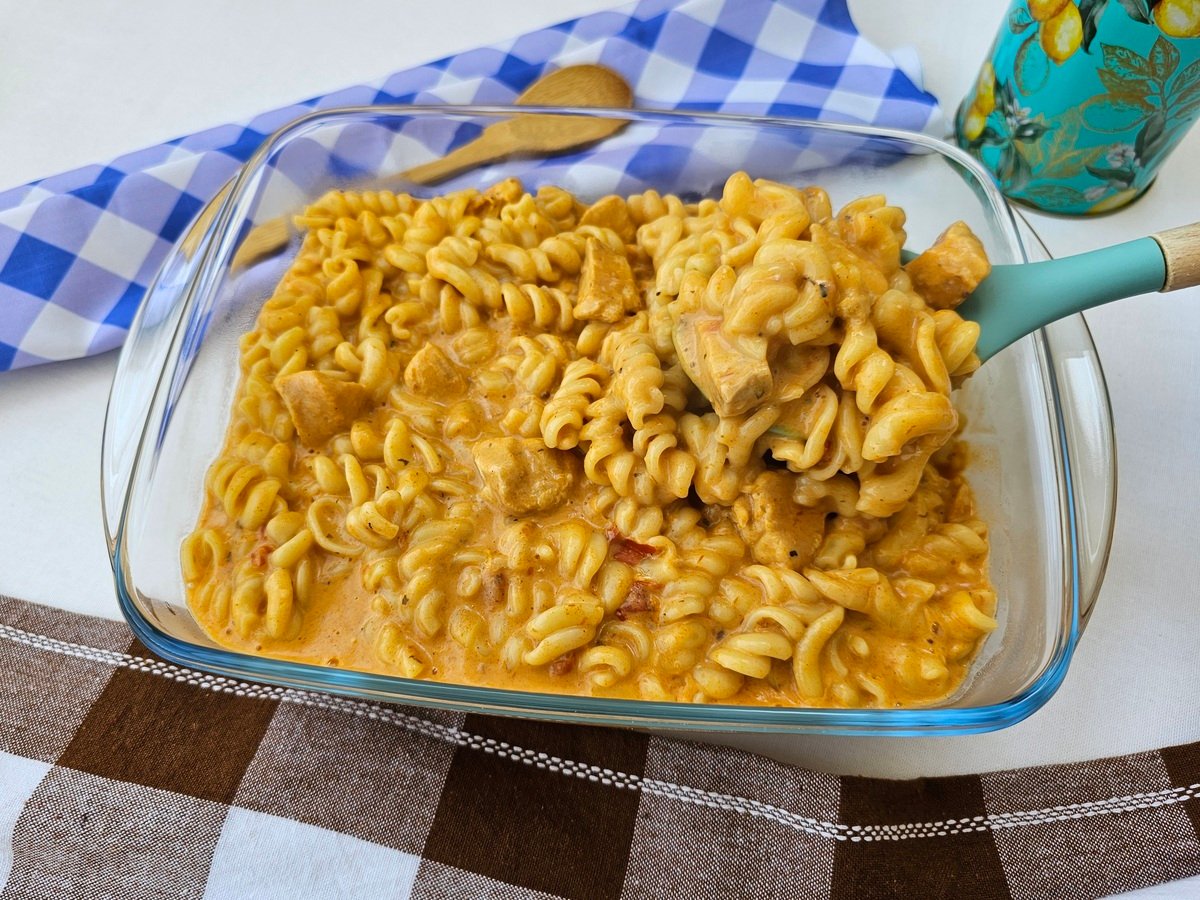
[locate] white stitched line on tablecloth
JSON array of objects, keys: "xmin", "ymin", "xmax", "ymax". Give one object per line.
[{"xmin": 3, "ymin": 619, "xmax": 1198, "ymax": 842}]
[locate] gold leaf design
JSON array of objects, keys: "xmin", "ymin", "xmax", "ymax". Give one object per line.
[
  {"xmin": 1082, "ymin": 92, "xmax": 1155, "ymax": 132},
  {"xmin": 1017, "ymin": 107, "xmax": 1106, "ymax": 180},
  {"xmin": 1096, "ymin": 68, "xmax": 1157, "ymax": 107},
  {"xmin": 1149, "ymin": 35, "xmax": 1180, "ymax": 81},
  {"xmin": 1099, "ymin": 42, "xmax": 1157, "ymax": 83}
]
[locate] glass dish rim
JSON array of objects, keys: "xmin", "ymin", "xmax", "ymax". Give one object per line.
[{"xmin": 106, "ymin": 103, "xmax": 1086, "ymax": 736}]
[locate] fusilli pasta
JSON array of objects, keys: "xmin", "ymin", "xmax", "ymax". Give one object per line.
[{"xmin": 183, "ymin": 172, "xmax": 996, "ymax": 709}]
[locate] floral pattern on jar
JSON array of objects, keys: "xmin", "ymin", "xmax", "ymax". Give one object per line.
[{"xmin": 957, "ymin": 0, "xmax": 1200, "ymax": 214}]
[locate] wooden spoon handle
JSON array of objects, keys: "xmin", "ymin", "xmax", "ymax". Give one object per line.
[
  {"xmin": 180, "ymin": 179, "xmax": 287, "ymax": 270},
  {"xmin": 1152, "ymin": 222, "xmax": 1200, "ymax": 291},
  {"xmin": 400, "ymin": 113, "xmax": 627, "ymax": 185},
  {"xmin": 400, "ymin": 122, "xmax": 519, "ymax": 185},
  {"xmin": 179, "ymin": 182, "xmax": 229, "ymax": 259}
]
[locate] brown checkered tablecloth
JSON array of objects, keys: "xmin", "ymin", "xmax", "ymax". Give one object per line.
[{"xmin": 1, "ymin": 592, "xmax": 1198, "ymax": 900}]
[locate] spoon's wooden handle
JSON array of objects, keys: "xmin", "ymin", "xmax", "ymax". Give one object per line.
[
  {"xmin": 180, "ymin": 182, "xmax": 229, "ymax": 259},
  {"xmin": 400, "ymin": 123, "xmax": 519, "ymax": 185},
  {"xmin": 1152, "ymin": 222, "xmax": 1200, "ymax": 291}
]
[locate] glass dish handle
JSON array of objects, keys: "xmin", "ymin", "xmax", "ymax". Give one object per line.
[
  {"xmin": 1014, "ymin": 211, "xmax": 1116, "ymax": 631},
  {"xmin": 101, "ymin": 224, "xmax": 217, "ymax": 552},
  {"xmin": 1042, "ymin": 316, "xmax": 1117, "ymax": 631}
]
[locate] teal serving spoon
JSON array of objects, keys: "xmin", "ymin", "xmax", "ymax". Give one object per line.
[
  {"xmin": 681, "ymin": 222, "xmax": 1198, "ymax": 435},
  {"xmin": 958, "ymin": 221, "xmax": 1198, "ymax": 361},
  {"xmin": 685, "ymin": 223, "xmax": 1198, "ymax": 421}
]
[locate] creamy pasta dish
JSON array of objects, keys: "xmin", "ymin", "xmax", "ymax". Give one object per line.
[{"xmin": 181, "ymin": 171, "xmax": 999, "ymax": 708}]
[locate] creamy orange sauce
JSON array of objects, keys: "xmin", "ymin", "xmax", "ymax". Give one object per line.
[{"xmin": 182, "ymin": 173, "xmax": 997, "ymax": 708}]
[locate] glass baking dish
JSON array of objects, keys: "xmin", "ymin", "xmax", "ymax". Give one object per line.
[{"xmin": 101, "ymin": 106, "xmax": 1115, "ymax": 735}]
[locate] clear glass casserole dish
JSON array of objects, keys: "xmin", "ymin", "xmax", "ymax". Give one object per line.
[{"xmin": 101, "ymin": 106, "xmax": 1115, "ymax": 735}]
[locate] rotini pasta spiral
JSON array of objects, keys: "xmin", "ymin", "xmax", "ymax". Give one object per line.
[
  {"xmin": 185, "ymin": 173, "xmax": 997, "ymax": 710},
  {"xmin": 541, "ymin": 359, "xmax": 608, "ymax": 450}
]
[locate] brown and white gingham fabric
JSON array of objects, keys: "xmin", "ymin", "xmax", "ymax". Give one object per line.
[{"xmin": 2, "ymin": 592, "xmax": 1198, "ymax": 900}]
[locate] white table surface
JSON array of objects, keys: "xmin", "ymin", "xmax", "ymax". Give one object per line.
[{"xmin": 2, "ymin": 4, "xmax": 1199, "ymax": 892}]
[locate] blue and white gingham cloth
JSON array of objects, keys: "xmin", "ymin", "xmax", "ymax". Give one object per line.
[{"xmin": 0, "ymin": 0, "xmax": 939, "ymax": 371}]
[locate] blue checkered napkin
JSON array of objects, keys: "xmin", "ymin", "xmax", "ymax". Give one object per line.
[{"xmin": 0, "ymin": 0, "xmax": 939, "ymax": 371}]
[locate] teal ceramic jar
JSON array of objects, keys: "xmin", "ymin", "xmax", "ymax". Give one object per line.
[{"xmin": 957, "ymin": 0, "xmax": 1200, "ymax": 214}]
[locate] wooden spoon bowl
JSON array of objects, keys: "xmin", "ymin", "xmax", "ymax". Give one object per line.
[{"xmin": 184, "ymin": 64, "xmax": 636, "ymax": 267}]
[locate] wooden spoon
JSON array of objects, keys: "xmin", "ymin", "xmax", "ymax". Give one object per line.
[
  {"xmin": 403, "ymin": 64, "xmax": 633, "ymax": 183},
  {"xmin": 183, "ymin": 64, "xmax": 634, "ymax": 267}
]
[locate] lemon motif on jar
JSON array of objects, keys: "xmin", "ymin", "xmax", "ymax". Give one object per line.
[
  {"xmin": 1028, "ymin": 0, "xmax": 1069, "ymax": 21},
  {"xmin": 976, "ymin": 61, "xmax": 997, "ymax": 111},
  {"xmin": 961, "ymin": 62, "xmax": 996, "ymax": 141},
  {"xmin": 1153, "ymin": 0, "xmax": 1200, "ymax": 37},
  {"xmin": 1040, "ymin": 2, "xmax": 1084, "ymax": 62},
  {"xmin": 1087, "ymin": 187, "xmax": 1141, "ymax": 214},
  {"xmin": 958, "ymin": 0, "xmax": 1200, "ymax": 214}
]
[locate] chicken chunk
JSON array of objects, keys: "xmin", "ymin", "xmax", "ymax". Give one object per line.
[
  {"xmin": 404, "ymin": 343, "xmax": 466, "ymax": 398},
  {"xmin": 905, "ymin": 221, "xmax": 991, "ymax": 310},
  {"xmin": 471, "ymin": 437, "xmax": 577, "ymax": 515},
  {"xmin": 467, "ymin": 177, "xmax": 524, "ymax": 217},
  {"xmin": 579, "ymin": 195, "xmax": 636, "ymax": 243},
  {"xmin": 573, "ymin": 238, "xmax": 640, "ymax": 323},
  {"xmin": 275, "ymin": 370, "xmax": 369, "ymax": 449},
  {"xmin": 734, "ymin": 471, "xmax": 826, "ymax": 570},
  {"xmin": 673, "ymin": 313, "xmax": 772, "ymax": 417}
]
